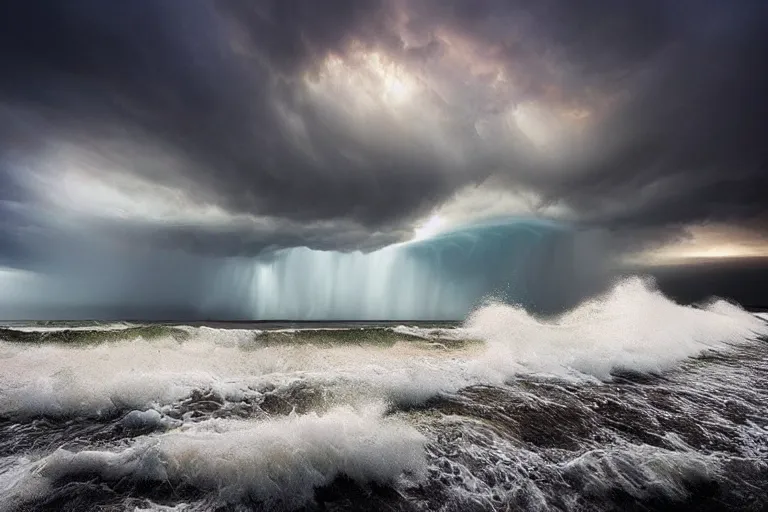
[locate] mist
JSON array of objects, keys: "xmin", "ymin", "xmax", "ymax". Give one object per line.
[{"xmin": 0, "ymin": 219, "xmax": 613, "ymax": 320}]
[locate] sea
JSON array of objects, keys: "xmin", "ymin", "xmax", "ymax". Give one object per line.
[{"xmin": 0, "ymin": 277, "xmax": 767, "ymax": 511}]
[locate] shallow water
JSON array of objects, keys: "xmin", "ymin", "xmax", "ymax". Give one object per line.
[{"xmin": 1, "ymin": 278, "xmax": 767, "ymax": 511}]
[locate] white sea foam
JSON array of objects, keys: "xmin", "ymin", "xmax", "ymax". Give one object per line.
[
  {"xmin": 4, "ymin": 406, "xmax": 425, "ymax": 510},
  {"xmin": 0, "ymin": 325, "xmax": 474, "ymax": 418},
  {"xmin": 0, "ymin": 277, "xmax": 764, "ymax": 420},
  {"xmin": 3, "ymin": 322, "xmax": 138, "ymax": 333},
  {"xmin": 467, "ymin": 277, "xmax": 768, "ymax": 381},
  {"xmin": 422, "ymin": 413, "xmax": 742, "ymax": 511},
  {"xmin": 133, "ymin": 504, "xmax": 193, "ymax": 512},
  {"xmin": 121, "ymin": 409, "xmax": 182, "ymax": 431},
  {"xmin": 562, "ymin": 444, "xmax": 719, "ymax": 502}
]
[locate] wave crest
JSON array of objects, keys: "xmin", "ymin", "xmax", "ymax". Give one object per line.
[
  {"xmin": 467, "ymin": 277, "xmax": 767, "ymax": 380},
  {"xmin": 8, "ymin": 406, "xmax": 425, "ymax": 510}
]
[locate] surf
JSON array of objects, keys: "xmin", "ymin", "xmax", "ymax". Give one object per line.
[{"xmin": 1, "ymin": 277, "xmax": 767, "ymax": 510}]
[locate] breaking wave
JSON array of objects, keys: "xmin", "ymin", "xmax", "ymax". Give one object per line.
[
  {"xmin": 0, "ymin": 325, "xmax": 189, "ymax": 345},
  {"xmin": 1, "ymin": 277, "xmax": 767, "ymax": 510},
  {"xmin": 3, "ymin": 407, "xmax": 425, "ymax": 511},
  {"xmin": 468, "ymin": 276, "xmax": 767, "ymax": 380}
]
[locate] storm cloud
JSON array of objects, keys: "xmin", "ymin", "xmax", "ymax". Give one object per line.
[{"xmin": 0, "ymin": 0, "xmax": 766, "ymax": 317}]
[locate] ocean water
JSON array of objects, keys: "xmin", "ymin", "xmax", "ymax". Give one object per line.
[{"xmin": 0, "ymin": 277, "xmax": 767, "ymax": 511}]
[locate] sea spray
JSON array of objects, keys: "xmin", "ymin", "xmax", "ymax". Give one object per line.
[{"xmin": 1, "ymin": 279, "xmax": 767, "ymax": 510}]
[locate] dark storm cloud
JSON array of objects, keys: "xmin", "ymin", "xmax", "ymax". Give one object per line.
[
  {"xmin": 545, "ymin": 1, "xmax": 768, "ymax": 231},
  {"xmin": 215, "ymin": 0, "xmax": 393, "ymax": 73},
  {"xmin": 0, "ymin": 0, "xmax": 767, "ymax": 258},
  {"xmin": 0, "ymin": 0, "xmax": 464, "ymax": 243},
  {"xmin": 411, "ymin": 0, "xmax": 768, "ymax": 233}
]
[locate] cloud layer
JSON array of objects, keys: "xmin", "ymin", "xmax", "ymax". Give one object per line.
[{"xmin": 0, "ymin": 0, "xmax": 766, "ymax": 317}]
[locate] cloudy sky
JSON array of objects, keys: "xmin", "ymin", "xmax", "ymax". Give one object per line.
[{"xmin": 0, "ymin": 0, "xmax": 767, "ymax": 318}]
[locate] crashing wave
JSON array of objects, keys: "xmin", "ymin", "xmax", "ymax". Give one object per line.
[
  {"xmin": 3, "ymin": 407, "xmax": 425, "ymax": 511},
  {"xmin": 1, "ymin": 278, "xmax": 767, "ymax": 510}
]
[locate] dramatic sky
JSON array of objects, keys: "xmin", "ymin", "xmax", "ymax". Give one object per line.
[{"xmin": 0, "ymin": 0, "xmax": 767, "ymax": 318}]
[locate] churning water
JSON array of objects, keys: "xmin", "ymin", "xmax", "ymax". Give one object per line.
[{"xmin": 1, "ymin": 277, "xmax": 767, "ymax": 511}]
